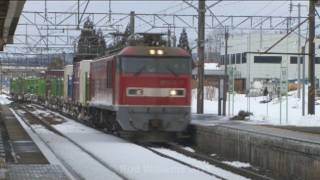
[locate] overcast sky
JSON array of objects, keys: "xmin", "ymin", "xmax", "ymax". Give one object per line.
[
  {"xmin": 5, "ymin": 1, "xmax": 314, "ymax": 53},
  {"xmin": 23, "ymin": 1, "xmax": 309, "ymax": 17}
]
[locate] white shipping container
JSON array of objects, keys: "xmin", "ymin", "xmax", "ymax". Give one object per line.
[
  {"xmin": 63, "ymin": 65, "xmax": 73, "ymax": 100},
  {"xmin": 79, "ymin": 60, "xmax": 92, "ymax": 105}
]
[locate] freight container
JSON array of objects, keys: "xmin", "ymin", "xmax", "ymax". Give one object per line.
[
  {"xmin": 50, "ymin": 78, "xmax": 63, "ymax": 97},
  {"xmin": 89, "ymin": 56, "xmax": 114, "ymax": 107},
  {"xmin": 37, "ymin": 79, "xmax": 46, "ymax": 97},
  {"xmin": 64, "ymin": 65, "xmax": 73, "ymax": 100},
  {"xmin": 45, "ymin": 69, "xmax": 64, "ymax": 78},
  {"xmin": 10, "ymin": 79, "xmax": 17, "ymax": 94},
  {"xmin": 79, "ymin": 60, "xmax": 92, "ymax": 105},
  {"xmin": 11, "ymin": 78, "xmax": 27, "ymax": 98},
  {"xmin": 73, "ymin": 62, "xmax": 80, "ymax": 103}
]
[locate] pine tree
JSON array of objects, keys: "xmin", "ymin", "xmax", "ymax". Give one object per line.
[
  {"xmin": 75, "ymin": 18, "xmax": 106, "ymax": 62},
  {"xmin": 178, "ymin": 28, "xmax": 191, "ymax": 54}
]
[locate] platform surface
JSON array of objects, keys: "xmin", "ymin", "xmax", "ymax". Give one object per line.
[
  {"xmin": 0, "ymin": 105, "xmax": 71, "ymax": 180},
  {"xmin": 0, "ymin": 105, "xmax": 48, "ymax": 164},
  {"xmin": 191, "ymin": 114, "xmax": 229, "ymax": 126},
  {"xmin": 192, "ymin": 114, "xmax": 320, "ymax": 145},
  {"xmin": 7, "ymin": 164, "xmax": 70, "ymax": 180}
]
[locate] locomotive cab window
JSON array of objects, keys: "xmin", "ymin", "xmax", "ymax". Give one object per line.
[{"xmin": 120, "ymin": 56, "xmax": 192, "ymax": 75}]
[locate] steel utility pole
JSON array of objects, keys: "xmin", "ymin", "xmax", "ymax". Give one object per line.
[
  {"xmin": 308, "ymin": 0, "xmax": 315, "ymax": 114},
  {"xmin": 129, "ymin": 11, "xmax": 135, "ymax": 35},
  {"xmin": 298, "ymin": 3, "xmax": 302, "ymax": 99},
  {"xmin": 290, "ymin": 2, "xmax": 307, "ymax": 99},
  {"xmin": 223, "ymin": 27, "xmax": 229, "ymax": 116},
  {"xmin": 197, "ymin": 0, "xmax": 206, "ymax": 114},
  {"xmin": 0, "ymin": 61, "xmax": 2, "ymax": 94},
  {"xmin": 77, "ymin": 0, "xmax": 80, "ymax": 29},
  {"xmin": 302, "ymin": 46, "xmax": 306, "ymax": 115}
]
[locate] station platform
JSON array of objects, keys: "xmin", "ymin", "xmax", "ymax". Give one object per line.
[
  {"xmin": 190, "ymin": 114, "xmax": 320, "ymax": 180},
  {"xmin": 0, "ymin": 105, "xmax": 48, "ymax": 164},
  {"xmin": 7, "ymin": 164, "xmax": 69, "ymax": 180},
  {"xmin": 0, "ymin": 105, "xmax": 70, "ymax": 180}
]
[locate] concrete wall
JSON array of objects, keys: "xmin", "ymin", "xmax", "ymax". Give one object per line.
[{"xmin": 192, "ymin": 125, "xmax": 320, "ymax": 180}]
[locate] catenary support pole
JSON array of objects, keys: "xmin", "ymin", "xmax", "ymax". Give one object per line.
[
  {"xmin": 197, "ymin": 0, "xmax": 206, "ymax": 114},
  {"xmin": 298, "ymin": 3, "xmax": 301, "ymax": 99},
  {"xmin": 302, "ymin": 46, "xmax": 306, "ymax": 115},
  {"xmin": 223, "ymin": 27, "xmax": 229, "ymax": 116},
  {"xmin": 308, "ymin": 0, "xmax": 315, "ymax": 114},
  {"xmin": 129, "ymin": 11, "xmax": 135, "ymax": 35}
]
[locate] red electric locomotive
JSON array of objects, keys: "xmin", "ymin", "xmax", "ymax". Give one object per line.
[{"xmin": 89, "ymin": 34, "xmax": 192, "ymax": 140}]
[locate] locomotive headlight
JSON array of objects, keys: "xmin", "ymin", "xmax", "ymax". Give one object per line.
[
  {"xmin": 169, "ymin": 89, "xmax": 185, "ymax": 97},
  {"xmin": 169, "ymin": 90, "xmax": 177, "ymax": 96},
  {"xmin": 157, "ymin": 49, "xmax": 164, "ymax": 55},
  {"xmin": 149, "ymin": 49, "xmax": 156, "ymax": 55}
]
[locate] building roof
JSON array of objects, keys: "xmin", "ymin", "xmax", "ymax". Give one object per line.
[{"xmin": 0, "ymin": 0, "xmax": 26, "ymax": 51}]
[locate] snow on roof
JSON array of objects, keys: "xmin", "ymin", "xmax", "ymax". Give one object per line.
[
  {"xmin": 192, "ymin": 63, "xmax": 224, "ymax": 76},
  {"xmin": 204, "ymin": 63, "xmax": 220, "ymax": 70}
]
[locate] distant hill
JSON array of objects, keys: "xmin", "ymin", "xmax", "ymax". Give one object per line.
[{"xmin": 0, "ymin": 53, "xmax": 74, "ymax": 67}]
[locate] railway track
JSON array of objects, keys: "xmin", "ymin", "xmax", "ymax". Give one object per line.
[
  {"xmin": 17, "ymin": 103, "xmax": 273, "ymax": 180},
  {"xmin": 14, "ymin": 104, "xmax": 230, "ymax": 179},
  {"xmin": 143, "ymin": 145, "xmax": 228, "ymax": 180},
  {"xmin": 146, "ymin": 143, "xmax": 274, "ymax": 180},
  {"xmin": 13, "ymin": 104, "xmax": 127, "ymax": 180}
]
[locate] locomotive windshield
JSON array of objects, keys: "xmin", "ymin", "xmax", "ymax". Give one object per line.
[{"xmin": 120, "ymin": 57, "xmax": 192, "ymax": 75}]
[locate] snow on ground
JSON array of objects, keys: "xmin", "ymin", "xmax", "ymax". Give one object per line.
[
  {"xmin": 222, "ymin": 161, "xmax": 251, "ymax": 168},
  {"xmin": 152, "ymin": 148, "xmax": 249, "ymax": 180},
  {"xmin": 10, "ymin": 109, "xmax": 76, "ymax": 180},
  {"xmin": 32, "ymin": 125, "xmax": 123, "ymax": 180},
  {"xmin": 1, "ymin": 89, "xmax": 9, "ymax": 95},
  {"xmin": 183, "ymin": 147, "xmax": 195, "ymax": 153},
  {"xmin": 32, "ymin": 109, "xmax": 51, "ymax": 117},
  {"xmin": 33, "ymin": 108, "xmax": 224, "ymax": 180},
  {"xmin": 192, "ymin": 88, "xmax": 320, "ymax": 126},
  {"xmin": 0, "ymin": 94, "xmax": 11, "ymax": 105},
  {"xmin": 31, "ymin": 109, "xmax": 64, "ymax": 122},
  {"xmin": 12, "ymin": 108, "xmax": 122, "ymax": 180}
]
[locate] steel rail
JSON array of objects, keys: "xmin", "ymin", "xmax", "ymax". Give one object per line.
[{"xmin": 15, "ymin": 105, "xmax": 129, "ymax": 180}]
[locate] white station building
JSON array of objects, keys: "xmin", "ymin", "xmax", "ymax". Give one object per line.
[{"xmin": 219, "ymin": 32, "xmax": 320, "ymax": 90}]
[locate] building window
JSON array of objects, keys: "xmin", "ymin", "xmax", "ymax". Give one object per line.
[
  {"xmin": 254, "ymin": 56, "xmax": 282, "ymax": 63},
  {"xmin": 221, "ymin": 55, "xmax": 224, "ymax": 65},
  {"xmin": 226, "ymin": 55, "xmax": 230, "ymax": 64},
  {"xmin": 242, "ymin": 53, "xmax": 247, "ymax": 63},
  {"xmin": 290, "ymin": 56, "xmax": 303, "ymax": 64},
  {"xmin": 316, "ymin": 57, "xmax": 320, "ymax": 64},
  {"xmin": 231, "ymin": 54, "xmax": 235, "ymax": 64},
  {"xmin": 236, "ymin": 53, "xmax": 241, "ymax": 64}
]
